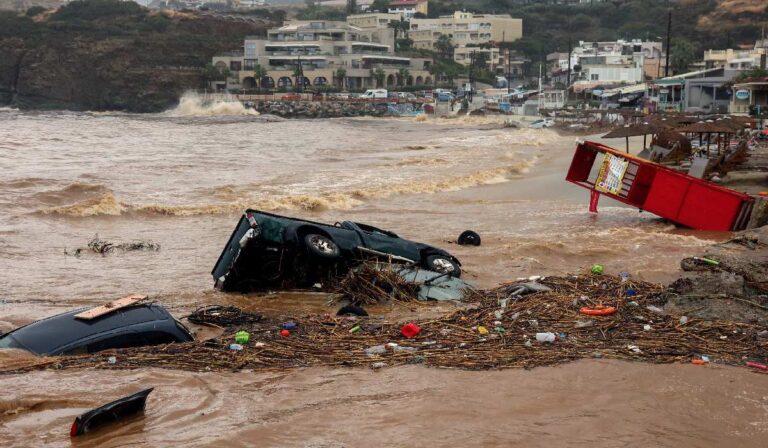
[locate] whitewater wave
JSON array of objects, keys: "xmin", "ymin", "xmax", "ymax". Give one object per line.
[
  {"xmin": 31, "ymin": 182, "xmax": 112, "ymax": 206},
  {"xmin": 39, "ymin": 162, "xmax": 535, "ymax": 217},
  {"xmin": 168, "ymin": 92, "xmax": 259, "ymax": 117}
]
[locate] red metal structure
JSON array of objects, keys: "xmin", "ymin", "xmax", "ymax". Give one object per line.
[{"xmin": 566, "ymin": 141, "xmax": 754, "ymax": 231}]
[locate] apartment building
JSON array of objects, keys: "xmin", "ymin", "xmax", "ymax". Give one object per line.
[
  {"xmin": 410, "ymin": 12, "xmax": 522, "ymax": 49},
  {"xmin": 387, "ymin": 0, "xmax": 428, "ymax": 20},
  {"xmin": 211, "ymin": 20, "xmax": 433, "ymax": 91}
]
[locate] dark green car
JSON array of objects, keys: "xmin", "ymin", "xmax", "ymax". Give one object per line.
[{"xmin": 212, "ymin": 209, "xmax": 462, "ymax": 292}]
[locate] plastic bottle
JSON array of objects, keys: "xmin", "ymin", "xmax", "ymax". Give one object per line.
[
  {"xmin": 364, "ymin": 345, "xmax": 387, "ymax": 356},
  {"xmin": 229, "ymin": 343, "xmax": 244, "ymax": 351},
  {"xmin": 535, "ymin": 332, "xmax": 556, "ymax": 343}
]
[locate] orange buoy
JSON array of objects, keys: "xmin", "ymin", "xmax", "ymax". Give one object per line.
[
  {"xmin": 691, "ymin": 359, "xmax": 707, "ymax": 365},
  {"xmin": 759, "ymin": 192, "xmax": 768, "ymax": 197},
  {"xmin": 579, "ymin": 305, "xmax": 617, "ymax": 316}
]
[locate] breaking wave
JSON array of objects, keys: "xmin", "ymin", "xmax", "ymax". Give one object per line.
[
  {"xmin": 168, "ymin": 92, "xmax": 259, "ymax": 116},
  {"xmin": 38, "ymin": 162, "xmax": 534, "ymax": 217},
  {"xmin": 31, "ymin": 182, "xmax": 112, "ymax": 206}
]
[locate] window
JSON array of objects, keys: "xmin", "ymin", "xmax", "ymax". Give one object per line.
[
  {"xmin": 591, "ymin": 74, "xmax": 599, "ymax": 81},
  {"xmin": 230, "ymin": 61, "xmax": 242, "ymax": 71}
]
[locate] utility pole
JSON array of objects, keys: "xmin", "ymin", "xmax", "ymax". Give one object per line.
[
  {"xmin": 507, "ymin": 48, "xmax": 511, "ymax": 95},
  {"xmin": 567, "ymin": 36, "xmax": 572, "ymax": 100},
  {"xmin": 664, "ymin": 11, "xmax": 671, "ymax": 77},
  {"xmin": 468, "ymin": 50, "xmax": 475, "ymax": 103}
]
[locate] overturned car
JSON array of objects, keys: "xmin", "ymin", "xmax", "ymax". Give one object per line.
[{"xmin": 212, "ymin": 210, "xmax": 462, "ymax": 292}]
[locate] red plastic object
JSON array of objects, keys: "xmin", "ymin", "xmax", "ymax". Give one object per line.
[
  {"xmin": 280, "ymin": 329, "xmax": 290, "ymax": 337},
  {"xmin": 566, "ymin": 141, "xmax": 755, "ymax": 231},
  {"xmin": 401, "ymin": 323, "xmax": 421, "ymax": 338},
  {"xmin": 691, "ymin": 359, "xmax": 707, "ymax": 365},
  {"xmin": 746, "ymin": 362, "xmax": 768, "ymax": 371},
  {"xmin": 579, "ymin": 305, "xmax": 617, "ymax": 316}
]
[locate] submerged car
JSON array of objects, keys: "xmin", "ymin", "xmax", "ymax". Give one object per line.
[
  {"xmin": 529, "ymin": 118, "xmax": 554, "ymax": 129},
  {"xmin": 212, "ymin": 209, "xmax": 462, "ymax": 292},
  {"xmin": 0, "ymin": 304, "xmax": 193, "ymax": 356}
]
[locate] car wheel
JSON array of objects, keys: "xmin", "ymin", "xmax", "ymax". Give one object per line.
[
  {"xmin": 304, "ymin": 234, "xmax": 340, "ymax": 259},
  {"xmin": 457, "ymin": 230, "xmax": 481, "ymax": 246},
  {"xmin": 425, "ymin": 255, "xmax": 461, "ymax": 278}
]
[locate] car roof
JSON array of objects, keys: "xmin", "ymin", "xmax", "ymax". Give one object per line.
[{"xmin": 2, "ymin": 304, "xmax": 175, "ymax": 355}]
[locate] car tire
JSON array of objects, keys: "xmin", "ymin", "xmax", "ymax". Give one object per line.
[
  {"xmin": 457, "ymin": 230, "xmax": 481, "ymax": 246},
  {"xmin": 336, "ymin": 305, "xmax": 369, "ymax": 317},
  {"xmin": 425, "ymin": 255, "xmax": 461, "ymax": 278},
  {"xmin": 304, "ymin": 234, "xmax": 341, "ymax": 259}
]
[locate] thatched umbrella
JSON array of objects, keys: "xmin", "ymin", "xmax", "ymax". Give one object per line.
[
  {"xmin": 603, "ymin": 121, "xmax": 671, "ymax": 153},
  {"xmin": 676, "ymin": 121, "xmax": 736, "ymax": 156}
]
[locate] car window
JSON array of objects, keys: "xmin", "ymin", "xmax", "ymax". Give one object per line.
[
  {"xmin": 0, "ymin": 334, "xmax": 23, "ymax": 350},
  {"xmin": 61, "ymin": 332, "xmax": 145, "ymax": 355},
  {"xmin": 354, "ymin": 223, "xmax": 398, "ymax": 238}
]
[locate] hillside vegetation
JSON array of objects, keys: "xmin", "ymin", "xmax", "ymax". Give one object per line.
[{"xmin": 0, "ymin": 0, "xmax": 269, "ymax": 111}]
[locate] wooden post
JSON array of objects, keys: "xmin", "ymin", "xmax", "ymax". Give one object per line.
[{"xmin": 625, "ymin": 136, "xmax": 629, "ymax": 153}]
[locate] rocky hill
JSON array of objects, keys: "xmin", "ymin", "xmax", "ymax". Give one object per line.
[{"xmin": 0, "ymin": 1, "xmax": 268, "ymax": 112}]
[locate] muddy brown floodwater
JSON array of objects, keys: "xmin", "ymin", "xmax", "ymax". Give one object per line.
[{"xmin": 1, "ymin": 99, "xmax": 766, "ymax": 446}]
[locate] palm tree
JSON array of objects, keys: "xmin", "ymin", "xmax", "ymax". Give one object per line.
[
  {"xmin": 335, "ymin": 67, "xmax": 347, "ymax": 90},
  {"xmin": 253, "ymin": 63, "xmax": 268, "ymax": 89},
  {"xmin": 373, "ymin": 68, "xmax": 386, "ymax": 88},
  {"xmin": 397, "ymin": 67, "xmax": 409, "ymax": 86},
  {"xmin": 388, "ymin": 18, "xmax": 410, "ymax": 52}
]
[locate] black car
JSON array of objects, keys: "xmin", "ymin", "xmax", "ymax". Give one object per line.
[
  {"xmin": 212, "ymin": 209, "xmax": 462, "ymax": 292},
  {"xmin": 0, "ymin": 304, "xmax": 194, "ymax": 356}
]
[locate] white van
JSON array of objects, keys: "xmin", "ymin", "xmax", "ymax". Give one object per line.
[{"xmin": 360, "ymin": 89, "xmax": 387, "ymax": 99}]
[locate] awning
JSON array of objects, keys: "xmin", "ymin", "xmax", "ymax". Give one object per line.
[
  {"xmin": 361, "ymin": 55, "xmax": 410, "ymax": 61},
  {"xmin": 265, "ymin": 43, "xmax": 321, "ymax": 48}
]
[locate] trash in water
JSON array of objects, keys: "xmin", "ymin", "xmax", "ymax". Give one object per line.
[
  {"xmin": 280, "ymin": 329, "xmax": 291, "ymax": 337},
  {"xmin": 70, "ymin": 388, "xmax": 153, "ymax": 437},
  {"xmin": 235, "ymin": 331, "xmax": 250, "ymax": 344},
  {"xmin": 643, "ymin": 324, "xmax": 652, "ymax": 331},
  {"xmin": 477, "ymin": 326, "xmax": 489, "ymax": 335},
  {"xmin": 229, "ymin": 343, "xmax": 244, "ymax": 351},
  {"xmin": 365, "ymin": 345, "xmax": 387, "ymax": 356},
  {"xmin": 579, "ymin": 305, "xmax": 617, "ymax": 316},
  {"xmin": 646, "ymin": 305, "xmax": 664, "ymax": 314},
  {"xmin": 400, "ymin": 323, "xmax": 421, "ymax": 338},
  {"xmin": 591, "ymin": 264, "xmax": 604, "ymax": 275},
  {"xmin": 370, "ymin": 362, "xmax": 387, "ymax": 369},
  {"xmin": 679, "ymin": 316, "xmax": 689, "ymax": 325},
  {"xmin": 574, "ymin": 320, "xmax": 594, "ymax": 328},
  {"xmin": 281, "ymin": 321, "xmax": 298, "ymax": 331},
  {"xmin": 626, "ymin": 288, "xmax": 636, "ymax": 297},
  {"xmin": 535, "ymin": 332, "xmax": 556, "ymax": 343}
]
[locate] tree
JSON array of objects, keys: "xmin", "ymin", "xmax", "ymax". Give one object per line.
[
  {"xmin": 388, "ymin": 18, "xmax": 409, "ymax": 51},
  {"xmin": 253, "ymin": 63, "xmax": 267, "ymax": 88},
  {"xmin": 346, "ymin": 0, "xmax": 357, "ymax": 15},
  {"xmin": 397, "ymin": 67, "xmax": 410, "ymax": 86},
  {"xmin": 670, "ymin": 38, "xmax": 699, "ymax": 75},
  {"xmin": 397, "ymin": 37, "xmax": 414, "ymax": 52},
  {"xmin": 434, "ymin": 34, "xmax": 454, "ymax": 59},
  {"xmin": 335, "ymin": 67, "xmax": 347, "ymax": 90},
  {"xmin": 369, "ymin": 0, "xmax": 389, "ymax": 13},
  {"xmin": 373, "ymin": 68, "xmax": 386, "ymax": 87}
]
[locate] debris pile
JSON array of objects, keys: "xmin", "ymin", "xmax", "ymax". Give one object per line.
[
  {"xmin": 332, "ymin": 263, "xmax": 422, "ymax": 306},
  {"xmin": 4, "ymin": 273, "xmax": 766, "ymax": 374},
  {"xmin": 65, "ymin": 235, "xmax": 161, "ymax": 256}
]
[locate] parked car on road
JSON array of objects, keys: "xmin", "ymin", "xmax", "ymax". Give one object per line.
[
  {"xmin": 0, "ymin": 304, "xmax": 194, "ymax": 356},
  {"xmin": 212, "ymin": 210, "xmax": 462, "ymax": 292}
]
